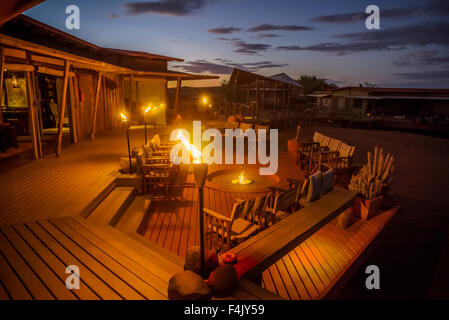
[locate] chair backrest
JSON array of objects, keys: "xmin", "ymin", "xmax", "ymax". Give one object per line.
[
  {"xmin": 142, "ymin": 144, "xmax": 152, "ymax": 158},
  {"xmin": 238, "ymin": 195, "xmax": 268, "ymax": 227},
  {"xmin": 328, "ymin": 138, "xmax": 341, "ymax": 152},
  {"xmin": 312, "ymin": 131, "xmax": 320, "ymax": 143},
  {"xmin": 320, "ymin": 135, "xmax": 331, "ymax": 147},
  {"xmin": 339, "ymin": 142, "xmax": 354, "ymax": 158},
  {"xmin": 318, "ymin": 151, "xmax": 339, "ymax": 171},
  {"xmin": 239, "ymin": 122, "xmax": 253, "ymax": 131},
  {"xmin": 153, "ymin": 134, "xmax": 161, "ymax": 147}
]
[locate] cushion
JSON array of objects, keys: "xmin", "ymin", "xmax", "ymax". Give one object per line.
[
  {"xmin": 322, "ymin": 169, "xmax": 334, "ymax": 194},
  {"xmin": 231, "ymin": 218, "xmax": 255, "ymax": 235},
  {"xmin": 275, "ymin": 210, "xmax": 290, "ymax": 220},
  {"xmin": 306, "ymin": 171, "xmax": 322, "ymax": 203}
]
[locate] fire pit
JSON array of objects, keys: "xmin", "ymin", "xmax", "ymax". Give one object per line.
[{"xmin": 206, "ymin": 168, "xmax": 280, "ymax": 193}]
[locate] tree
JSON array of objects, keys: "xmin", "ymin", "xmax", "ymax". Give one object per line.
[
  {"xmin": 359, "ymin": 81, "xmax": 377, "ymax": 88},
  {"xmin": 297, "ymin": 75, "xmax": 327, "ymax": 95}
]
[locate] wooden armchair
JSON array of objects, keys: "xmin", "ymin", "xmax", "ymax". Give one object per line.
[
  {"xmin": 137, "ymin": 152, "xmax": 175, "ymax": 197},
  {"xmin": 265, "ymin": 178, "xmax": 308, "ymax": 225},
  {"xmin": 204, "ymin": 195, "xmax": 268, "ymax": 252}
]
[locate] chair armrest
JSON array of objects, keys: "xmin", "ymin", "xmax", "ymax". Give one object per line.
[{"xmin": 203, "ymin": 208, "xmax": 231, "ymax": 222}]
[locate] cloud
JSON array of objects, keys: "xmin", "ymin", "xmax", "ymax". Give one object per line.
[
  {"xmin": 335, "ymin": 21, "xmax": 449, "ymax": 48},
  {"xmin": 393, "ymin": 50, "xmax": 449, "ymax": 67},
  {"xmin": 254, "ymin": 33, "xmax": 281, "ymax": 39},
  {"xmin": 123, "ymin": 0, "xmax": 220, "ymax": 16},
  {"xmin": 394, "ymin": 70, "xmax": 449, "ymax": 80},
  {"xmin": 247, "ymin": 24, "xmax": 313, "ymax": 32},
  {"xmin": 276, "ymin": 21, "xmax": 449, "ymax": 55},
  {"xmin": 276, "ymin": 41, "xmax": 405, "ymax": 55},
  {"xmin": 233, "ymin": 40, "xmax": 271, "ymax": 54},
  {"xmin": 309, "ymin": 1, "xmax": 449, "ymax": 24},
  {"xmin": 207, "ymin": 27, "xmax": 241, "ymax": 34},
  {"xmin": 174, "ymin": 59, "xmax": 288, "ymax": 74},
  {"xmin": 310, "ymin": 7, "xmax": 422, "ymax": 24},
  {"xmin": 217, "ymin": 37, "xmax": 241, "ymax": 41}
]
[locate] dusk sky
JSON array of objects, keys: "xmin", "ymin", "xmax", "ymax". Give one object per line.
[{"xmin": 25, "ymin": 0, "xmax": 449, "ymax": 88}]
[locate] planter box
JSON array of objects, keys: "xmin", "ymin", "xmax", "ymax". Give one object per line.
[{"xmin": 360, "ymin": 195, "xmax": 384, "ymax": 220}]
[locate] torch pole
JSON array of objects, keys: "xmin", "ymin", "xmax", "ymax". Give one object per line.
[
  {"xmin": 198, "ymin": 184, "xmax": 205, "ymax": 277},
  {"xmin": 144, "ymin": 121, "xmax": 147, "ymax": 145},
  {"xmin": 126, "ymin": 122, "xmax": 132, "ymax": 174}
]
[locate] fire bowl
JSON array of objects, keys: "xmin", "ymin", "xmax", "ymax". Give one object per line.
[{"xmin": 206, "ymin": 168, "xmax": 280, "ymax": 193}]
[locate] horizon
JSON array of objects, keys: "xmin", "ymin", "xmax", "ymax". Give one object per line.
[{"xmin": 24, "ymin": 0, "xmax": 449, "ymax": 88}]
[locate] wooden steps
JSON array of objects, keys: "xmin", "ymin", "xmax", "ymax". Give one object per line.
[
  {"xmin": 115, "ymin": 195, "xmax": 152, "ymax": 233},
  {"xmin": 86, "ymin": 187, "xmax": 135, "ymax": 226}
]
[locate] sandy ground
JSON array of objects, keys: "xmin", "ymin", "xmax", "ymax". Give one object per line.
[{"xmin": 279, "ymin": 125, "xmax": 449, "ymax": 299}]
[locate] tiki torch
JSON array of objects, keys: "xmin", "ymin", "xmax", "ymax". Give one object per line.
[{"xmin": 121, "ymin": 112, "xmax": 133, "ymax": 174}]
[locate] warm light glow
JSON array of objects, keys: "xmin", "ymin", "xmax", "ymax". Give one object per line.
[
  {"xmin": 232, "ymin": 170, "xmax": 254, "ymax": 185},
  {"xmin": 120, "ymin": 113, "xmax": 128, "ymax": 121},
  {"xmin": 176, "ymin": 131, "xmax": 202, "ymax": 164},
  {"xmin": 202, "ymin": 97, "xmax": 207, "ymax": 105},
  {"xmin": 144, "ymin": 106, "xmax": 152, "ymax": 113}
]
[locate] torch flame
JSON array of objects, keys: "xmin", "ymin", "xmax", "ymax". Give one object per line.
[
  {"xmin": 120, "ymin": 113, "xmax": 127, "ymax": 121},
  {"xmin": 144, "ymin": 106, "xmax": 152, "ymax": 113},
  {"xmin": 176, "ymin": 130, "xmax": 202, "ymax": 164},
  {"xmin": 202, "ymin": 97, "xmax": 207, "ymax": 105},
  {"xmin": 239, "ymin": 170, "xmax": 246, "ymax": 185}
]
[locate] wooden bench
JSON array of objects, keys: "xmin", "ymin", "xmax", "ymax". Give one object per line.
[{"xmin": 223, "ymin": 187, "xmax": 356, "ymax": 280}]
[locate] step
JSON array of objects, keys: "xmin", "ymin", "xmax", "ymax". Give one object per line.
[
  {"xmin": 72, "ymin": 215, "xmax": 183, "ymax": 278},
  {"xmin": 114, "ymin": 195, "xmax": 152, "ymax": 233},
  {"xmin": 86, "ymin": 187, "xmax": 135, "ymax": 226}
]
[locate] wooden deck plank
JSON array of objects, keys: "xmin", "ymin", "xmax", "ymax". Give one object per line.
[
  {"xmin": 0, "ymin": 252, "xmax": 32, "ymax": 300},
  {"xmin": 37, "ymin": 219, "xmax": 142, "ymax": 300},
  {"xmin": 0, "ymin": 228, "xmax": 54, "ymax": 299},
  {"xmin": 60, "ymin": 217, "xmax": 168, "ymax": 299},
  {"xmin": 13, "ymin": 223, "xmax": 98, "ymax": 300},
  {"xmin": 49, "ymin": 218, "xmax": 157, "ymax": 300},
  {"xmin": 25, "ymin": 221, "xmax": 121, "ymax": 300}
]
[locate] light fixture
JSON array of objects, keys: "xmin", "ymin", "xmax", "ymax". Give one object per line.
[{"xmin": 11, "ymin": 73, "xmax": 20, "ymax": 88}]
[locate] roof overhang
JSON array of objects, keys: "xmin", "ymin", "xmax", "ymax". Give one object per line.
[{"xmin": 345, "ymin": 95, "xmax": 449, "ymax": 101}]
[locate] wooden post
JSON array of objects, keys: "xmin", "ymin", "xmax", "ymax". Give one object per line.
[
  {"xmin": 0, "ymin": 48, "xmax": 4, "ymax": 123},
  {"xmin": 55, "ymin": 60, "xmax": 70, "ymax": 156},
  {"xmin": 25, "ymin": 71, "xmax": 39, "ymax": 159},
  {"xmin": 174, "ymin": 76, "xmax": 181, "ymax": 113},
  {"xmin": 90, "ymin": 72, "xmax": 102, "ymax": 141},
  {"xmin": 31, "ymin": 68, "xmax": 43, "ymax": 157},
  {"xmin": 68, "ymin": 76, "xmax": 78, "ymax": 143}
]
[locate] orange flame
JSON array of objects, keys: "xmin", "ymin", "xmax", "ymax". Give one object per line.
[{"xmin": 176, "ymin": 131, "xmax": 202, "ymax": 164}]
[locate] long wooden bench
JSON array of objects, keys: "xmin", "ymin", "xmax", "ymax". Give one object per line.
[{"xmin": 225, "ymin": 187, "xmax": 356, "ymax": 280}]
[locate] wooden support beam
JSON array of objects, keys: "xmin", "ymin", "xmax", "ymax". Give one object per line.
[
  {"xmin": 25, "ymin": 72, "xmax": 39, "ymax": 159},
  {"xmin": 174, "ymin": 77, "xmax": 181, "ymax": 113},
  {"xmin": 90, "ymin": 72, "xmax": 102, "ymax": 141},
  {"xmin": 55, "ymin": 60, "xmax": 71, "ymax": 156},
  {"xmin": 0, "ymin": 48, "xmax": 5, "ymax": 123},
  {"xmin": 68, "ymin": 77, "xmax": 78, "ymax": 143}
]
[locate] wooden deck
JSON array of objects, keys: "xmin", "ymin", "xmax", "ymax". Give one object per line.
[
  {"xmin": 140, "ymin": 153, "xmax": 399, "ymax": 300},
  {"xmin": 0, "ymin": 133, "xmax": 399, "ymax": 300},
  {"xmin": 0, "ymin": 130, "xmax": 140, "ymax": 225}
]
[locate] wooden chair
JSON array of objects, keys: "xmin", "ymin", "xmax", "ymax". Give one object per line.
[
  {"xmin": 204, "ymin": 195, "xmax": 268, "ymax": 252},
  {"xmin": 317, "ymin": 151, "xmax": 340, "ymax": 174},
  {"xmin": 265, "ymin": 178, "xmax": 309, "ymax": 225},
  {"xmin": 336, "ymin": 142, "xmax": 355, "ymax": 184}
]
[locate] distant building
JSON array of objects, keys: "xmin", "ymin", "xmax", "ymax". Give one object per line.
[
  {"xmin": 0, "ymin": 14, "xmax": 216, "ymax": 158},
  {"xmin": 330, "ymin": 87, "xmax": 449, "ymax": 119},
  {"xmin": 228, "ymin": 68, "xmax": 303, "ymax": 113}
]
